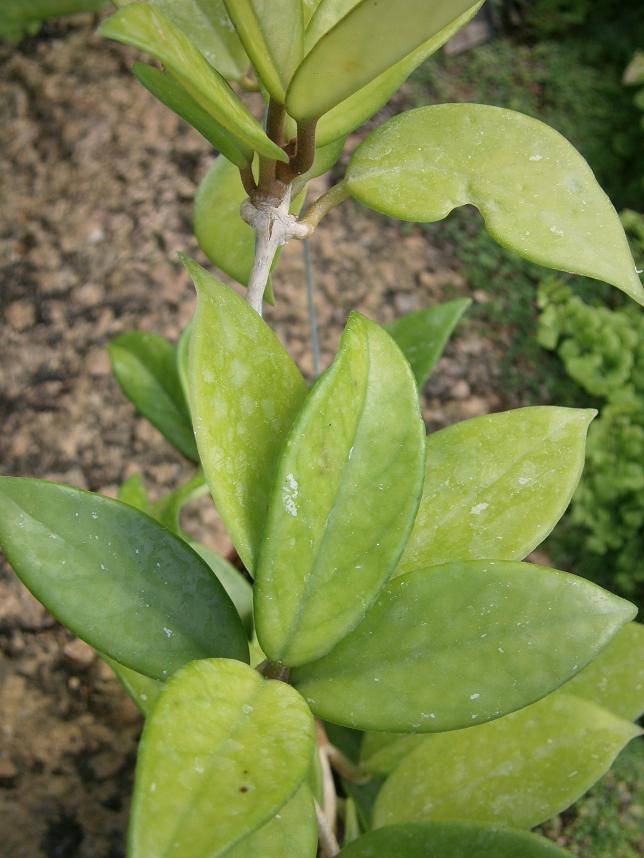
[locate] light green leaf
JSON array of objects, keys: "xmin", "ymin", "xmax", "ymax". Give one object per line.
[
  {"xmin": 223, "ymin": 784, "xmax": 317, "ymax": 858},
  {"xmin": 387, "ymin": 299, "xmax": 470, "ymax": 390},
  {"xmin": 287, "ymin": 0, "xmax": 482, "ymax": 122},
  {"xmin": 339, "ymin": 820, "xmax": 575, "ymax": 858},
  {"xmin": 343, "ymin": 798, "xmax": 361, "ymax": 845},
  {"xmin": 0, "ymin": 478, "xmax": 249, "ymax": 680},
  {"xmin": 133, "ymin": 63, "xmax": 248, "ymax": 165},
  {"xmin": 373, "ymin": 694, "xmax": 641, "ymax": 830},
  {"xmin": 255, "ymin": 313, "xmax": 425, "ymax": 667},
  {"xmin": 315, "ymin": 2, "xmax": 484, "ymax": 146},
  {"xmin": 397, "ymin": 407, "xmax": 595, "ymax": 576},
  {"xmin": 150, "ymin": 471, "xmax": 208, "ymax": 536},
  {"xmin": 190, "ymin": 542, "xmax": 254, "ymax": 637},
  {"xmin": 360, "ymin": 731, "xmax": 424, "ymax": 777},
  {"xmin": 302, "ymin": 0, "xmax": 323, "ymax": 26},
  {"xmin": 293, "ymin": 135, "xmax": 346, "ymax": 193},
  {"xmin": 129, "ymin": 659, "xmax": 315, "ymax": 858},
  {"xmin": 558, "ymin": 622, "xmax": 644, "ymax": 721},
  {"xmin": 186, "ymin": 259, "xmax": 308, "ymax": 572},
  {"xmin": 346, "ymin": 104, "xmax": 644, "ymax": 305},
  {"xmin": 108, "ymin": 330, "xmax": 198, "ymax": 462},
  {"xmin": 115, "ymin": 0, "xmax": 249, "ymax": 81},
  {"xmin": 117, "ymin": 472, "xmax": 150, "ymax": 513},
  {"xmin": 223, "ymin": 0, "xmax": 303, "ymax": 103},
  {"xmin": 104, "ymin": 655, "xmax": 163, "ymax": 715},
  {"xmin": 100, "ymin": 4, "xmax": 287, "ymax": 163},
  {"xmin": 176, "ymin": 319, "xmax": 192, "ymax": 405},
  {"xmin": 291, "ymin": 560, "xmax": 636, "ymax": 732},
  {"xmin": 194, "ymin": 156, "xmax": 306, "ymax": 299}
]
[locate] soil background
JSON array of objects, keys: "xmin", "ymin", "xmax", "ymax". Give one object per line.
[{"xmin": 1, "ymin": 17, "xmax": 515, "ymax": 858}]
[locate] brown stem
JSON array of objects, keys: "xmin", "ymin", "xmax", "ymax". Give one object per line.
[
  {"xmin": 239, "ymin": 165, "xmax": 257, "ymax": 196},
  {"xmin": 277, "ymin": 118, "xmax": 318, "ymax": 183},
  {"xmin": 259, "ymin": 100, "xmax": 287, "ymax": 193},
  {"xmin": 299, "ymin": 181, "xmax": 350, "ymax": 233}
]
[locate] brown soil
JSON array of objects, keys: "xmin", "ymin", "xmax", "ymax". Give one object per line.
[{"xmin": 0, "ymin": 17, "xmax": 508, "ymax": 858}]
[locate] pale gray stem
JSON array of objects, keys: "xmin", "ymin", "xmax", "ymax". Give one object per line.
[
  {"xmin": 315, "ymin": 801, "xmax": 340, "ymax": 858},
  {"xmin": 241, "ymin": 186, "xmax": 311, "ymax": 316}
]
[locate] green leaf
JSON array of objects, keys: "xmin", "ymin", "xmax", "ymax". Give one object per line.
[
  {"xmin": 287, "ymin": 0, "xmax": 482, "ymax": 122},
  {"xmin": 0, "ymin": 478, "xmax": 249, "ymax": 680},
  {"xmin": 360, "ymin": 731, "xmax": 424, "ymax": 777},
  {"xmin": 117, "ymin": 472, "xmax": 150, "ymax": 513},
  {"xmin": 190, "ymin": 542, "xmax": 254, "ymax": 637},
  {"xmin": 224, "ymin": 784, "xmax": 317, "ymax": 858},
  {"xmin": 104, "ymin": 655, "xmax": 163, "ymax": 715},
  {"xmin": 315, "ymin": 2, "xmax": 484, "ymax": 146},
  {"xmin": 186, "ymin": 259, "xmax": 308, "ymax": 572},
  {"xmin": 176, "ymin": 319, "xmax": 192, "ymax": 404},
  {"xmin": 129, "ymin": 658, "xmax": 315, "ymax": 858},
  {"xmin": 397, "ymin": 407, "xmax": 595, "ymax": 575},
  {"xmin": 108, "ymin": 330, "xmax": 198, "ymax": 462},
  {"xmin": 302, "ymin": 0, "xmax": 323, "ymax": 26},
  {"xmin": 255, "ymin": 313, "xmax": 425, "ymax": 667},
  {"xmin": 373, "ymin": 694, "xmax": 641, "ymax": 830},
  {"xmin": 149, "ymin": 470, "xmax": 208, "ymax": 536},
  {"xmin": 223, "ymin": 0, "xmax": 303, "ymax": 103},
  {"xmin": 293, "ymin": 135, "xmax": 346, "ymax": 193},
  {"xmin": 194, "ymin": 156, "xmax": 307, "ymax": 299},
  {"xmin": 558, "ymin": 622, "xmax": 644, "ymax": 721},
  {"xmin": 386, "ymin": 299, "xmax": 470, "ymax": 390},
  {"xmin": 100, "ymin": 4, "xmax": 287, "ymax": 164},
  {"xmin": 346, "ymin": 104, "xmax": 644, "ymax": 305},
  {"xmin": 338, "ymin": 820, "xmax": 575, "ymax": 858},
  {"xmin": 133, "ymin": 63, "xmax": 248, "ymax": 164},
  {"xmin": 291, "ymin": 560, "xmax": 636, "ymax": 732},
  {"xmin": 116, "ymin": 0, "xmax": 249, "ymax": 81},
  {"xmin": 343, "ymin": 798, "xmax": 361, "ymax": 845}
]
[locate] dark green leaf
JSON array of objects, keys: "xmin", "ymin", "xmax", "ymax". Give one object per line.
[
  {"xmin": 190, "ymin": 542, "xmax": 253, "ymax": 637},
  {"xmin": 291, "ymin": 560, "xmax": 636, "ymax": 732},
  {"xmin": 109, "ymin": 330, "xmax": 198, "ymax": 462},
  {"xmin": 255, "ymin": 313, "xmax": 426, "ymax": 666},
  {"xmin": 386, "ymin": 299, "xmax": 470, "ymax": 390},
  {"xmin": 129, "ymin": 658, "xmax": 315, "ymax": 857},
  {"xmin": 346, "ymin": 104, "xmax": 644, "ymax": 305},
  {"xmin": 0, "ymin": 478, "xmax": 249, "ymax": 680}
]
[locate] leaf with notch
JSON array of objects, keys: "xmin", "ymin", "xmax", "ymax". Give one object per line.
[
  {"xmin": 397, "ymin": 407, "xmax": 595, "ymax": 575},
  {"xmin": 223, "ymin": 0, "xmax": 303, "ymax": 103},
  {"xmin": 386, "ymin": 299, "xmax": 470, "ymax": 390},
  {"xmin": 0, "ymin": 478, "xmax": 249, "ymax": 680},
  {"xmin": 100, "ymin": 4, "xmax": 286, "ymax": 163},
  {"xmin": 373, "ymin": 694, "xmax": 641, "ymax": 830},
  {"xmin": 287, "ymin": 0, "xmax": 483, "ymax": 121},
  {"xmin": 186, "ymin": 259, "xmax": 308, "ymax": 572},
  {"xmin": 346, "ymin": 104, "xmax": 644, "ymax": 305},
  {"xmin": 339, "ymin": 821, "xmax": 576, "ymax": 858},
  {"xmin": 291, "ymin": 560, "xmax": 636, "ymax": 732},
  {"xmin": 129, "ymin": 658, "xmax": 315, "ymax": 858},
  {"xmin": 255, "ymin": 312, "xmax": 425, "ymax": 667},
  {"xmin": 108, "ymin": 330, "xmax": 198, "ymax": 462}
]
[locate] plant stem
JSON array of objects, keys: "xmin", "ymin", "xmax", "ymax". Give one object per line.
[
  {"xmin": 259, "ymin": 100, "xmax": 286, "ymax": 192},
  {"xmin": 315, "ymin": 801, "xmax": 340, "ymax": 858},
  {"xmin": 303, "ymin": 239, "xmax": 321, "ymax": 377},
  {"xmin": 239, "ymin": 166, "xmax": 257, "ymax": 196},
  {"xmin": 277, "ymin": 118, "xmax": 318, "ymax": 183},
  {"xmin": 299, "ymin": 181, "xmax": 350, "ymax": 232}
]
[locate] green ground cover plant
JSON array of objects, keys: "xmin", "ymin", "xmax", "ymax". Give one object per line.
[{"xmin": 1, "ymin": 2, "xmax": 643, "ymax": 856}]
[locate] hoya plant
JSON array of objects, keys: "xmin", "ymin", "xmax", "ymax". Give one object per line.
[{"xmin": 1, "ymin": 2, "xmax": 644, "ymax": 856}]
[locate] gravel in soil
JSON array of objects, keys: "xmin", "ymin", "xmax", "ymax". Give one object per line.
[{"xmin": 1, "ymin": 18, "xmax": 512, "ymax": 858}]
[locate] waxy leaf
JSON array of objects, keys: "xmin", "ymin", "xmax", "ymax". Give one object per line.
[
  {"xmin": 558, "ymin": 622, "xmax": 644, "ymax": 720},
  {"xmin": 373, "ymin": 694, "xmax": 641, "ymax": 830},
  {"xmin": 287, "ymin": 0, "xmax": 482, "ymax": 121},
  {"xmin": 176, "ymin": 319, "xmax": 192, "ymax": 404},
  {"xmin": 346, "ymin": 104, "xmax": 644, "ymax": 305},
  {"xmin": 302, "ymin": 0, "xmax": 323, "ymax": 26},
  {"xmin": 108, "ymin": 330, "xmax": 198, "ymax": 462},
  {"xmin": 129, "ymin": 659, "xmax": 315, "ymax": 858},
  {"xmin": 223, "ymin": 0, "xmax": 303, "ymax": 103},
  {"xmin": 117, "ymin": 472, "xmax": 150, "ymax": 513},
  {"xmin": 0, "ymin": 478, "xmax": 249, "ymax": 679},
  {"xmin": 186, "ymin": 259, "xmax": 308, "ymax": 572},
  {"xmin": 224, "ymin": 784, "xmax": 317, "ymax": 858},
  {"xmin": 339, "ymin": 821, "xmax": 575, "ymax": 858},
  {"xmin": 255, "ymin": 313, "xmax": 425, "ymax": 666},
  {"xmin": 190, "ymin": 542, "xmax": 253, "ymax": 637},
  {"xmin": 133, "ymin": 63, "xmax": 248, "ymax": 161},
  {"xmin": 360, "ymin": 731, "xmax": 424, "ymax": 777},
  {"xmin": 387, "ymin": 299, "xmax": 470, "ymax": 390},
  {"xmin": 100, "ymin": 4, "xmax": 286, "ymax": 164},
  {"xmin": 397, "ymin": 407, "xmax": 595, "ymax": 575},
  {"xmin": 115, "ymin": 0, "xmax": 249, "ymax": 81},
  {"xmin": 105, "ymin": 656, "xmax": 163, "ymax": 715},
  {"xmin": 314, "ymin": 2, "xmax": 484, "ymax": 146},
  {"xmin": 150, "ymin": 470, "xmax": 208, "ymax": 536},
  {"xmin": 291, "ymin": 560, "xmax": 636, "ymax": 732}
]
